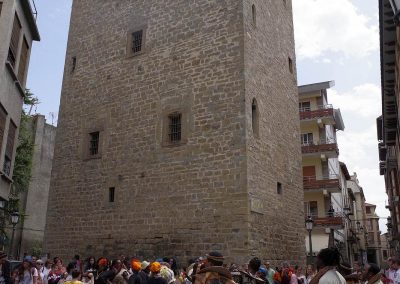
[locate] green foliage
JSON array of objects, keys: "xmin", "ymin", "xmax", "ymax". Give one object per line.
[
  {"xmin": 30, "ymin": 241, "xmax": 42, "ymax": 257},
  {"xmin": 11, "ymin": 89, "xmax": 37, "ymax": 194}
]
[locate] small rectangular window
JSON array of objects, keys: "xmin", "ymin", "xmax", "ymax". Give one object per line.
[
  {"xmin": 109, "ymin": 187, "xmax": 115, "ymax": 203},
  {"xmin": 89, "ymin": 132, "xmax": 100, "ymax": 156},
  {"xmin": 299, "ymin": 101, "xmax": 311, "ymax": 112},
  {"xmin": 168, "ymin": 113, "xmax": 182, "ymax": 143},
  {"xmin": 301, "ymin": 133, "xmax": 313, "ymax": 145},
  {"xmin": 277, "ymin": 182, "xmax": 282, "ymax": 195},
  {"xmin": 132, "ymin": 30, "xmax": 143, "ymax": 54}
]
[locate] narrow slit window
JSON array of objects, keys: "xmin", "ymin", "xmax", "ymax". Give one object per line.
[
  {"xmin": 109, "ymin": 187, "xmax": 115, "ymax": 203},
  {"xmin": 252, "ymin": 99, "xmax": 259, "ymax": 137},
  {"xmin": 168, "ymin": 113, "xmax": 182, "ymax": 143},
  {"xmin": 89, "ymin": 132, "xmax": 100, "ymax": 156},
  {"xmin": 289, "ymin": 57, "xmax": 294, "ymax": 74},
  {"xmin": 71, "ymin": 56, "xmax": 76, "ymax": 73},
  {"xmin": 252, "ymin": 5, "xmax": 257, "ymax": 26},
  {"xmin": 277, "ymin": 182, "xmax": 282, "ymax": 195},
  {"xmin": 132, "ymin": 30, "xmax": 143, "ymax": 54}
]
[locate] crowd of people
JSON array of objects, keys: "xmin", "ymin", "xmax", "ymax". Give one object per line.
[{"xmin": 0, "ymin": 248, "xmax": 397, "ymax": 284}]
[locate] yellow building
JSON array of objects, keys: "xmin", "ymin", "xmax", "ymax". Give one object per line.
[{"xmin": 299, "ymin": 81, "xmax": 348, "ymax": 262}]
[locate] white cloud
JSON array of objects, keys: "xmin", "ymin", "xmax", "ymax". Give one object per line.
[
  {"xmin": 329, "ymin": 84, "xmax": 381, "ymax": 118},
  {"xmin": 293, "ymin": 0, "xmax": 379, "ymax": 60}
]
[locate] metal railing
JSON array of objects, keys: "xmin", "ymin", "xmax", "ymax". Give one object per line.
[
  {"xmin": 303, "ymin": 174, "xmax": 339, "ymax": 182},
  {"xmin": 299, "ymin": 105, "xmax": 334, "ymax": 120},
  {"xmin": 301, "ymin": 137, "xmax": 337, "ymax": 146},
  {"xmin": 299, "ymin": 104, "xmax": 333, "ymax": 112},
  {"xmin": 303, "ymin": 174, "xmax": 341, "ymax": 191},
  {"xmin": 304, "ymin": 212, "xmax": 345, "ymax": 227}
]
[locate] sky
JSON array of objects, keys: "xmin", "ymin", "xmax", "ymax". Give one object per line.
[{"xmin": 26, "ymin": 1, "xmax": 388, "ymax": 230}]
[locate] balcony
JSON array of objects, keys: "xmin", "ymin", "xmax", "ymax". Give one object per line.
[
  {"xmin": 21, "ymin": 0, "xmax": 40, "ymax": 41},
  {"xmin": 303, "ymin": 174, "xmax": 341, "ymax": 193},
  {"xmin": 301, "ymin": 139, "xmax": 339, "ymax": 157},
  {"xmin": 305, "ymin": 212, "xmax": 345, "ymax": 229},
  {"xmin": 299, "ymin": 105, "xmax": 334, "ymax": 121}
]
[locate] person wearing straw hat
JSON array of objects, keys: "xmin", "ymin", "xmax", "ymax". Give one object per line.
[{"xmin": 194, "ymin": 252, "xmax": 235, "ymax": 284}]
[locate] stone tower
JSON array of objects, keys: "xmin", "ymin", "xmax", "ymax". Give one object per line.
[{"xmin": 44, "ymin": 0, "xmax": 304, "ymax": 264}]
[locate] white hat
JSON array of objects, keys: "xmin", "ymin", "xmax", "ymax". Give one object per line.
[{"xmin": 141, "ymin": 261, "xmax": 150, "ymax": 270}]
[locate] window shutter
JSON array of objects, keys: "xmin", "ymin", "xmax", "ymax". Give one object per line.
[
  {"xmin": 8, "ymin": 14, "xmax": 21, "ymax": 68},
  {"xmin": 0, "ymin": 106, "xmax": 7, "ymax": 154},
  {"xmin": 0, "ymin": 3, "xmax": 3, "ymax": 16},
  {"xmin": 17, "ymin": 38, "xmax": 29, "ymax": 85},
  {"xmin": 5, "ymin": 121, "xmax": 16, "ymax": 159}
]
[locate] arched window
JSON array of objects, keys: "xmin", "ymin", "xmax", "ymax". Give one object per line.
[
  {"xmin": 252, "ymin": 98, "xmax": 259, "ymax": 138},
  {"xmin": 252, "ymin": 4, "xmax": 256, "ymax": 26}
]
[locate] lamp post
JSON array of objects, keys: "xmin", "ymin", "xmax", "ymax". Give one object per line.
[
  {"xmin": 8, "ymin": 211, "xmax": 19, "ymax": 259},
  {"xmin": 389, "ymin": 0, "xmax": 400, "ymax": 24},
  {"xmin": 306, "ymin": 216, "xmax": 314, "ymax": 264}
]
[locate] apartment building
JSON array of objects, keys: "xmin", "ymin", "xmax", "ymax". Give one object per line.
[
  {"xmin": 365, "ymin": 203, "xmax": 382, "ymax": 266},
  {"xmin": 299, "ymin": 81, "xmax": 348, "ymax": 261},
  {"xmin": 0, "ymin": 0, "xmax": 40, "ymax": 200}
]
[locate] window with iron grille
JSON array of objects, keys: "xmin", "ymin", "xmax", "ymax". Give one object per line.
[
  {"xmin": 168, "ymin": 113, "xmax": 182, "ymax": 143},
  {"xmin": 89, "ymin": 132, "xmax": 100, "ymax": 156},
  {"xmin": 8, "ymin": 14, "xmax": 21, "ymax": 68},
  {"xmin": 132, "ymin": 30, "xmax": 143, "ymax": 54}
]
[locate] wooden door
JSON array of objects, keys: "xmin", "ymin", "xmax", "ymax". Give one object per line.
[{"xmin": 303, "ymin": 166, "xmax": 316, "ymax": 181}]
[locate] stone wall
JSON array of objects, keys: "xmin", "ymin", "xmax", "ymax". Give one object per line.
[
  {"xmin": 45, "ymin": 0, "xmax": 304, "ymax": 266},
  {"xmin": 244, "ymin": 0, "xmax": 305, "ymax": 264},
  {"xmin": 18, "ymin": 115, "xmax": 56, "ymax": 256}
]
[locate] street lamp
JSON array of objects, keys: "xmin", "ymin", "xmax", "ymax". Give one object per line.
[
  {"xmin": 0, "ymin": 200, "xmax": 6, "ymax": 210},
  {"xmin": 356, "ymin": 221, "xmax": 361, "ymax": 231},
  {"xmin": 389, "ymin": 0, "xmax": 400, "ymax": 24},
  {"xmin": 343, "ymin": 206, "xmax": 351, "ymax": 216},
  {"xmin": 7, "ymin": 211, "xmax": 19, "ymax": 259},
  {"xmin": 306, "ymin": 216, "xmax": 314, "ymax": 264}
]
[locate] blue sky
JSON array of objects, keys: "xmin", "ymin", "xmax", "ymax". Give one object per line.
[{"xmin": 27, "ymin": 1, "xmax": 388, "ymax": 229}]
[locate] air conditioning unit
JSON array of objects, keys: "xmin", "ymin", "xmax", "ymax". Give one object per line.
[{"xmin": 394, "ymin": 196, "xmax": 400, "ymax": 203}]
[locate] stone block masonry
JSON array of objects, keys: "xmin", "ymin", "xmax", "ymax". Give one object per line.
[{"xmin": 44, "ymin": 0, "xmax": 304, "ymax": 266}]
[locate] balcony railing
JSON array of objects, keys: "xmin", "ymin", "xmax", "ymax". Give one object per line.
[
  {"xmin": 303, "ymin": 174, "xmax": 341, "ymax": 191},
  {"xmin": 299, "ymin": 105, "xmax": 334, "ymax": 120},
  {"xmin": 305, "ymin": 212, "xmax": 345, "ymax": 228},
  {"xmin": 301, "ymin": 138, "xmax": 339, "ymax": 155}
]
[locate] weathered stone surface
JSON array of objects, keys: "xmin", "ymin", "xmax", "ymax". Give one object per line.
[{"xmin": 44, "ymin": 0, "xmax": 304, "ymax": 266}]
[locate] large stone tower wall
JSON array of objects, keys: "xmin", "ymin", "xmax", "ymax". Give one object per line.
[
  {"xmin": 44, "ymin": 0, "xmax": 304, "ymax": 265},
  {"xmin": 45, "ymin": 0, "xmax": 249, "ymax": 263},
  {"xmin": 243, "ymin": 0, "xmax": 305, "ymax": 264}
]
